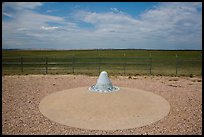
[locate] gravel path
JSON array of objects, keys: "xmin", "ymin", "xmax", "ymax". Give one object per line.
[{"xmin": 2, "ymin": 75, "xmax": 202, "ymax": 135}]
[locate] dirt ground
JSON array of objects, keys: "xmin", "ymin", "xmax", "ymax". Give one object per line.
[{"xmin": 2, "ymin": 74, "xmax": 202, "ymax": 135}]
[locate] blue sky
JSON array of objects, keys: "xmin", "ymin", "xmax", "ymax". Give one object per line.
[{"xmin": 2, "ymin": 2, "xmax": 202, "ymax": 50}]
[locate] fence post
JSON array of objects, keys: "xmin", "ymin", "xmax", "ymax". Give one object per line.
[
  {"xmin": 98, "ymin": 54, "xmax": 101, "ymax": 73},
  {"xmin": 123, "ymin": 53, "xmax": 126, "ymax": 74},
  {"xmin": 149, "ymin": 53, "xmax": 152, "ymax": 75},
  {"xmin": 45, "ymin": 56, "xmax": 48, "ymax": 74},
  {"xmin": 176, "ymin": 54, "xmax": 178, "ymax": 75},
  {"xmin": 72, "ymin": 55, "xmax": 75, "ymax": 73},
  {"xmin": 21, "ymin": 57, "xmax": 23, "ymax": 73}
]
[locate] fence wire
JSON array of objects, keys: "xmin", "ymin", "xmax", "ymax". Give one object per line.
[{"xmin": 2, "ymin": 55, "xmax": 202, "ymax": 76}]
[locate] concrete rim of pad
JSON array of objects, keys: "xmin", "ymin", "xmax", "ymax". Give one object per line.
[{"xmin": 39, "ymin": 87, "xmax": 170, "ymax": 130}]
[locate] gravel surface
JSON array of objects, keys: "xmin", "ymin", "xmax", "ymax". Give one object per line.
[{"xmin": 2, "ymin": 74, "xmax": 202, "ymax": 135}]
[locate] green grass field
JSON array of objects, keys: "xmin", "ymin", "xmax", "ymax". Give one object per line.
[{"xmin": 2, "ymin": 49, "xmax": 202, "ymax": 76}]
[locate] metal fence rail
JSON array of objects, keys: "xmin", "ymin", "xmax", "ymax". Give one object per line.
[{"xmin": 2, "ymin": 55, "xmax": 202, "ymax": 76}]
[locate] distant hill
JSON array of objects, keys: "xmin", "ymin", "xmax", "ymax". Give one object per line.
[{"xmin": 2, "ymin": 48, "xmax": 202, "ymax": 51}]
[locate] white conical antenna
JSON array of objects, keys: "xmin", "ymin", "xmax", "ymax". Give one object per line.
[{"xmin": 89, "ymin": 71, "xmax": 119, "ymax": 93}]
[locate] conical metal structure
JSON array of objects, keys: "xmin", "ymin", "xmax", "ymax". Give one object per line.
[{"xmin": 89, "ymin": 71, "xmax": 119, "ymax": 93}]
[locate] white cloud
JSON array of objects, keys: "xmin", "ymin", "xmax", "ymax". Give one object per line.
[
  {"xmin": 3, "ymin": 12, "xmax": 13, "ymax": 18},
  {"xmin": 46, "ymin": 9, "xmax": 58, "ymax": 13},
  {"xmin": 110, "ymin": 8, "xmax": 118, "ymax": 12},
  {"xmin": 2, "ymin": 2, "xmax": 202, "ymax": 50},
  {"xmin": 110, "ymin": 8, "xmax": 124, "ymax": 14},
  {"xmin": 3, "ymin": 10, "xmax": 65, "ymax": 31},
  {"xmin": 3, "ymin": 2, "xmax": 42, "ymax": 10},
  {"xmin": 16, "ymin": 27, "xmax": 27, "ymax": 31},
  {"xmin": 40, "ymin": 26, "xmax": 59, "ymax": 30},
  {"xmin": 75, "ymin": 10, "xmax": 138, "ymax": 26},
  {"xmin": 139, "ymin": 2, "xmax": 202, "ymax": 40}
]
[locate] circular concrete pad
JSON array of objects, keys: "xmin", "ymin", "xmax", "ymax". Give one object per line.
[{"xmin": 39, "ymin": 87, "xmax": 170, "ymax": 130}]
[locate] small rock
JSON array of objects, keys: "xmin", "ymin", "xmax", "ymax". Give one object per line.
[
  {"xmin": 168, "ymin": 84, "xmax": 177, "ymax": 87},
  {"xmin": 132, "ymin": 77, "xmax": 137, "ymax": 79},
  {"xmin": 197, "ymin": 79, "xmax": 202, "ymax": 82}
]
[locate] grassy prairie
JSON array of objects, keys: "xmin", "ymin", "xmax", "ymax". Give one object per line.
[{"xmin": 2, "ymin": 49, "xmax": 202, "ymax": 76}]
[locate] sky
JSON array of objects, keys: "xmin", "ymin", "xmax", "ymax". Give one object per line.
[{"xmin": 2, "ymin": 2, "xmax": 202, "ymax": 50}]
